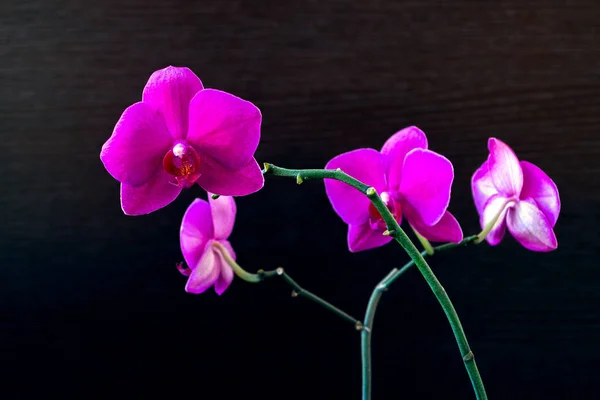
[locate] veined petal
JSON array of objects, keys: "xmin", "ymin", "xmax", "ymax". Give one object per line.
[
  {"xmin": 180, "ymin": 199, "xmax": 215, "ymax": 269},
  {"xmin": 196, "ymin": 157, "xmax": 264, "ymax": 196},
  {"xmin": 520, "ymin": 161, "xmax": 560, "ymax": 227},
  {"xmin": 209, "ymin": 194, "xmax": 236, "ymax": 240},
  {"xmin": 399, "ymin": 149, "xmax": 453, "ymax": 226},
  {"xmin": 471, "ymin": 160, "xmax": 498, "ymax": 215},
  {"xmin": 324, "ymin": 148, "xmax": 387, "ymax": 225},
  {"xmin": 488, "ymin": 138, "xmax": 523, "ymax": 197},
  {"xmin": 406, "ymin": 205, "xmax": 463, "ymax": 243},
  {"xmin": 101, "ymin": 102, "xmax": 172, "ymax": 186},
  {"xmin": 142, "ymin": 66, "xmax": 204, "ymax": 140},
  {"xmin": 214, "ymin": 240, "xmax": 235, "ymax": 295},
  {"xmin": 187, "ymin": 89, "xmax": 261, "ymax": 170},
  {"xmin": 507, "ymin": 198, "xmax": 558, "ymax": 252},
  {"xmin": 185, "ymin": 245, "xmax": 220, "ymax": 294},
  {"xmin": 380, "ymin": 126, "xmax": 428, "ymax": 191},
  {"xmin": 120, "ymin": 169, "xmax": 182, "ymax": 215},
  {"xmin": 348, "ymin": 222, "xmax": 393, "ymax": 252},
  {"xmin": 480, "ymin": 194, "xmax": 513, "ymax": 246}
]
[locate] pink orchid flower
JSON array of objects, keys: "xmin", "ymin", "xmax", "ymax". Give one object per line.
[
  {"xmin": 324, "ymin": 126, "xmax": 463, "ymax": 252},
  {"xmin": 472, "ymin": 138, "xmax": 560, "ymax": 252},
  {"xmin": 100, "ymin": 66, "xmax": 264, "ymax": 215},
  {"xmin": 178, "ymin": 194, "xmax": 237, "ymax": 295}
]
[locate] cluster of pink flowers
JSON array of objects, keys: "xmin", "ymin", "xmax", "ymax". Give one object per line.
[{"xmin": 100, "ymin": 66, "xmax": 560, "ymax": 295}]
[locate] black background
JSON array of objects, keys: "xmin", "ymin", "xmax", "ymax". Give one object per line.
[{"xmin": 2, "ymin": 1, "xmax": 599, "ymax": 399}]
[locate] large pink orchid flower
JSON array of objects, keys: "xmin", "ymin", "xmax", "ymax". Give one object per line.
[
  {"xmin": 100, "ymin": 66, "xmax": 263, "ymax": 215},
  {"xmin": 324, "ymin": 126, "xmax": 463, "ymax": 252}
]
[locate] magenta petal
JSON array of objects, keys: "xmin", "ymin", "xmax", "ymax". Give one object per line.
[
  {"xmin": 347, "ymin": 222, "xmax": 393, "ymax": 252},
  {"xmin": 380, "ymin": 126, "xmax": 428, "ymax": 190},
  {"xmin": 471, "ymin": 161, "xmax": 499, "ymax": 215},
  {"xmin": 120, "ymin": 170, "xmax": 182, "ymax": 215},
  {"xmin": 100, "ymin": 102, "xmax": 172, "ymax": 186},
  {"xmin": 142, "ymin": 66, "xmax": 204, "ymax": 140},
  {"xmin": 196, "ymin": 157, "xmax": 264, "ymax": 196},
  {"xmin": 407, "ymin": 208, "xmax": 463, "ymax": 243},
  {"xmin": 480, "ymin": 194, "xmax": 512, "ymax": 246},
  {"xmin": 213, "ymin": 241, "xmax": 235, "ymax": 295},
  {"xmin": 324, "ymin": 148, "xmax": 387, "ymax": 225},
  {"xmin": 180, "ymin": 199, "xmax": 215, "ymax": 269},
  {"xmin": 487, "ymin": 138, "xmax": 523, "ymax": 197},
  {"xmin": 209, "ymin": 194, "xmax": 236, "ymax": 240},
  {"xmin": 519, "ymin": 161, "xmax": 560, "ymax": 227},
  {"xmin": 507, "ymin": 198, "xmax": 558, "ymax": 252},
  {"xmin": 187, "ymin": 89, "xmax": 261, "ymax": 170},
  {"xmin": 185, "ymin": 245, "xmax": 220, "ymax": 294},
  {"xmin": 399, "ymin": 148, "xmax": 453, "ymax": 226}
]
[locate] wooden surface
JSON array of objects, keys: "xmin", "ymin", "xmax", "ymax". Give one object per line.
[{"xmin": 1, "ymin": 1, "xmax": 599, "ymax": 398}]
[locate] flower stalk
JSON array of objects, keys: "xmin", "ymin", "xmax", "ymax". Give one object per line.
[
  {"xmin": 215, "ymin": 241, "xmax": 362, "ymax": 327},
  {"xmin": 264, "ymin": 163, "xmax": 488, "ymax": 400},
  {"xmin": 258, "ymin": 268, "xmax": 363, "ymax": 328}
]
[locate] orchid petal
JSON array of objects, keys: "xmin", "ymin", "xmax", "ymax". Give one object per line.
[
  {"xmin": 480, "ymin": 194, "xmax": 512, "ymax": 246},
  {"xmin": 507, "ymin": 198, "xmax": 558, "ymax": 252},
  {"xmin": 196, "ymin": 157, "xmax": 264, "ymax": 196},
  {"xmin": 120, "ymin": 170, "xmax": 182, "ymax": 215},
  {"xmin": 187, "ymin": 89, "xmax": 261, "ymax": 170},
  {"xmin": 406, "ymin": 205, "xmax": 463, "ymax": 243},
  {"xmin": 180, "ymin": 199, "xmax": 215, "ymax": 269},
  {"xmin": 214, "ymin": 241, "xmax": 235, "ymax": 295},
  {"xmin": 209, "ymin": 194, "xmax": 236, "ymax": 240},
  {"xmin": 520, "ymin": 161, "xmax": 560, "ymax": 227},
  {"xmin": 380, "ymin": 126, "xmax": 428, "ymax": 190},
  {"xmin": 185, "ymin": 245, "xmax": 220, "ymax": 294},
  {"xmin": 142, "ymin": 66, "xmax": 204, "ymax": 140},
  {"xmin": 488, "ymin": 138, "xmax": 523, "ymax": 197},
  {"xmin": 324, "ymin": 149, "xmax": 387, "ymax": 225},
  {"xmin": 471, "ymin": 160, "xmax": 499, "ymax": 215},
  {"xmin": 100, "ymin": 102, "xmax": 172, "ymax": 186},
  {"xmin": 399, "ymin": 148, "xmax": 453, "ymax": 226},
  {"xmin": 347, "ymin": 222, "xmax": 393, "ymax": 252}
]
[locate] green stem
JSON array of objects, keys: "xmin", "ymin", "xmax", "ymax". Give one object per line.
[
  {"xmin": 213, "ymin": 241, "xmax": 361, "ymax": 327},
  {"xmin": 264, "ymin": 164, "xmax": 487, "ymax": 400},
  {"xmin": 361, "ymin": 269, "xmax": 396, "ymax": 400},
  {"xmin": 412, "ymin": 225, "xmax": 435, "ymax": 255},
  {"xmin": 384, "ymin": 235, "xmax": 477, "ymax": 287},
  {"xmin": 258, "ymin": 268, "xmax": 363, "ymax": 329},
  {"xmin": 361, "ymin": 237, "xmax": 477, "ymax": 400}
]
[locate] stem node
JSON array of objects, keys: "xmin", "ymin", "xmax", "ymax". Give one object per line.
[{"xmin": 463, "ymin": 351, "xmax": 474, "ymax": 362}]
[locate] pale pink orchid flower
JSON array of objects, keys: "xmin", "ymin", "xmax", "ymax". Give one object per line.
[{"xmin": 472, "ymin": 138, "xmax": 560, "ymax": 252}]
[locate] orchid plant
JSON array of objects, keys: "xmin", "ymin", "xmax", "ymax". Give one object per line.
[{"xmin": 100, "ymin": 66, "xmax": 560, "ymax": 400}]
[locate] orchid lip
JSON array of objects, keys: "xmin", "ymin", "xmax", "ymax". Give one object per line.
[{"xmin": 163, "ymin": 142, "xmax": 202, "ymax": 188}]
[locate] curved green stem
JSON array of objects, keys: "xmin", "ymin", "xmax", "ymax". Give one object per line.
[
  {"xmin": 214, "ymin": 242, "xmax": 362, "ymax": 328},
  {"xmin": 361, "ymin": 269, "xmax": 396, "ymax": 400},
  {"xmin": 258, "ymin": 268, "xmax": 363, "ymax": 328},
  {"xmin": 264, "ymin": 163, "xmax": 487, "ymax": 400},
  {"xmin": 213, "ymin": 241, "xmax": 262, "ymax": 283}
]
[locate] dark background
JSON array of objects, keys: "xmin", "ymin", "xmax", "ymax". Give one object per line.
[{"xmin": 1, "ymin": 0, "xmax": 599, "ymax": 398}]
